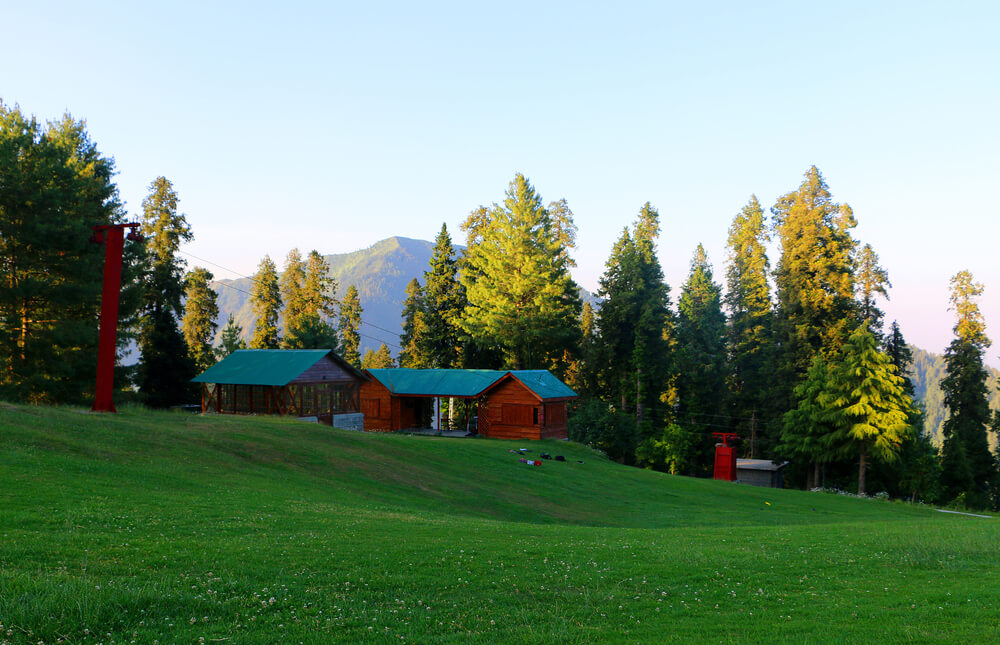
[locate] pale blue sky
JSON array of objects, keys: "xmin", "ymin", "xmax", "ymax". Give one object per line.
[{"xmin": 2, "ymin": 1, "xmax": 998, "ymax": 364}]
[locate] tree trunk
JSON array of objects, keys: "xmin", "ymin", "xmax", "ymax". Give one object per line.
[
  {"xmin": 858, "ymin": 449, "xmax": 867, "ymax": 496},
  {"xmin": 635, "ymin": 368, "xmax": 643, "ymax": 422},
  {"xmin": 812, "ymin": 462, "xmax": 820, "ymax": 490}
]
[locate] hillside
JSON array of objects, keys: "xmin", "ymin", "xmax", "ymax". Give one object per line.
[
  {"xmin": 908, "ymin": 345, "xmax": 1000, "ymax": 448},
  {"xmin": 1, "ymin": 403, "xmax": 998, "ymax": 643},
  {"xmin": 213, "ymin": 236, "xmax": 437, "ymax": 353}
]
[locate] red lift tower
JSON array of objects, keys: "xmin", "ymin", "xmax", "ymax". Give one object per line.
[
  {"xmin": 712, "ymin": 432, "xmax": 740, "ymax": 481},
  {"xmin": 90, "ymin": 223, "xmax": 142, "ymax": 413}
]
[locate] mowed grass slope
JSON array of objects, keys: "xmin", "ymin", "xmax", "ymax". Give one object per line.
[{"xmin": 0, "ymin": 403, "xmax": 997, "ymax": 644}]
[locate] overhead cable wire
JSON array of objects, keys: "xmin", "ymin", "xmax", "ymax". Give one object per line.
[{"xmin": 178, "ymin": 249, "xmax": 403, "ymax": 349}]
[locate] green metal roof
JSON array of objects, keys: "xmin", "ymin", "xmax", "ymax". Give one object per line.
[
  {"xmin": 507, "ymin": 370, "xmax": 578, "ymax": 400},
  {"xmin": 192, "ymin": 349, "xmax": 337, "ymax": 386},
  {"xmin": 364, "ymin": 368, "xmax": 577, "ymax": 400},
  {"xmin": 365, "ymin": 368, "xmax": 505, "ymax": 397}
]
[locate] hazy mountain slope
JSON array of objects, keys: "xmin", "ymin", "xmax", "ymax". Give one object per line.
[
  {"xmin": 212, "ymin": 237, "xmax": 436, "ymax": 353},
  {"xmin": 907, "ymin": 345, "xmax": 999, "ymax": 449}
]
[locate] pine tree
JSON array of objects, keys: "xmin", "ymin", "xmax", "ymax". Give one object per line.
[
  {"xmin": 595, "ymin": 204, "xmax": 671, "ymax": 422},
  {"xmin": 773, "ymin": 167, "xmax": 857, "ymax": 386},
  {"xmin": 422, "ymin": 224, "xmax": 466, "ymax": 368},
  {"xmin": 593, "ymin": 204, "xmax": 672, "ymax": 467},
  {"xmin": 136, "ymin": 177, "xmax": 197, "ymax": 407},
  {"xmin": 822, "ymin": 325, "xmax": 914, "ymax": 495},
  {"xmin": 0, "ymin": 105, "xmax": 130, "ymax": 404},
  {"xmin": 398, "ymin": 278, "xmax": 431, "ymax": 368},
  {"xmin": 339, "ymin": 285, "xmax": 362, "ymax": 368},
  {"xmin": 871, "ymin": 319, "xmax": 940, "ymax": 501},
  {"xmin": 939, "ymin": 271, "xmax": 997, "ymax": 509},
  {"xmin": 780, "ymin": 356, "xmax": 837, "ymax": 489},
  {"xmin": 362, "ymin": 343, "xmax": 395, "ymax": 369},
  {"xmin": 181, "ymin": 266, "xmax": 219, "ymax": 373},
  {"xmin": 884, "ymin": 321, "xmax": 915, "ymax": 397},
  {"xmin": 674, "ymin": 244, "xmax": 728, "ymax": 475},
  {"xmin": 856, "ymin": 243, "xmax": 891, "ymax": 338},
  {"xmin": 303, "ymin": 250, "xmax": 338, "ymax": 320},
  {"xmin": 459, "ymin": 174, "xmax": 581, "ymax": 370},
  {"xmin": 283, "ymin": 249, "xmax": 337, "ymax": 349},
  {"xmin": 724, "ymin": 195, "xmax": 774, "ymax": 456},
  {"xmin": 280, "ymin": 248, "xmax": 307, "ymax": 344},
  {"xmin": 249, "ymin": 255, "xmax": 281, "ymax": 349},
  {"xmin": 216, "ymin": 314, "xmax": 246, "ymax": 359}
]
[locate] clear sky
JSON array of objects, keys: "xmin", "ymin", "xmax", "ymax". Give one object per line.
[{"xmin": 3, "ymin": 1, "xmax": 998, "ymax": 365}]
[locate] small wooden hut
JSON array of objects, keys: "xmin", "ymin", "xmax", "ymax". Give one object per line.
[
  {"xmin": 192, "ymin": 349, "xmax": 366, "ymax": 425},
  {"xmin": 478, "ymin": 371, "xmax": 575, "ymax": 440},
  {"xmin": 360, "ymin": 368, "xmax": 576, "ymax": 440}
]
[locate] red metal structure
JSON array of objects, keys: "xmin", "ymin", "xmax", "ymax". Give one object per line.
[
  {"xmin": 90, "ymin": 223, "xmax": 142, "ymax": 413},
  {"xmin": 712, "ymin": 432, "xmax": 740, "ymax": 481}
]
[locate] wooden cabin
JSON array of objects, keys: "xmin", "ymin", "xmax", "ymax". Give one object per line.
[
  {"xmin": 360, "ymin": 369, "xmax": 503, "ymax": 432},
  {"xmin": 478, "ymin": 371, "xmax": 575, "ymax": 440},
  {"xmin": 192, "ymin": 349, "xmax": 366, "ymax": 426},
  {"xmin": 360, "ymin": 368, "xmax": 576, "ymax": 440}
]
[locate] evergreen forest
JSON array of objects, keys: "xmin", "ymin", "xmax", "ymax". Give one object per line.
[{"xmin": 2, "ymin": 103, "xmax": 999, "ymax": 510}]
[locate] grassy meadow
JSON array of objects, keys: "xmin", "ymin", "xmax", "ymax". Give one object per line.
[{"xmin": 0, "ymin": 402, "xmax": 997, "ymax": 644}]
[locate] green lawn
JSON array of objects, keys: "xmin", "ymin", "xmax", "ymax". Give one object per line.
[{"xmin": 1, "ymin": 402, "xmax": 997, "ymax": 643}]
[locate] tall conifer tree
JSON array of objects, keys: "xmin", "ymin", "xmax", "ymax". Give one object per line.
[
  {"xmin": 460, "ymin": 174, "xmax": 581, "ymax": 370},
  {"xmin": 595, "ymin": 204, "xmax": 671, "ymax": 422},
  {"xmin": 780, "ymin": 356, "xmax": 837, "ymax": 489},
  {"xmin": 422, "ymin": 224, "xmax": 466, "ymax": 368},
  {"xmin": 339, "ymin": 285, "xmax": 363, "ymax": 368},
  {"xmin": 724, "ymin": 195, "xmax": 774, "ymax": 456},
  {"xmin": 593, "ymin": 204, "xmax": 672, "ymax": 467},
  {"xmin": 856, "ymin": 243, "xmax": 891, "ymax": 339},
  {"xmin": 0, "ymin": 105, "xmax": 131, "ymax": 404},
  {"xmin": 398, "ymin": 278, "xmax": 431, "ymax": 368},
  {"xmin": 284, "ymin": 250, "xmax": 337, "ymax": 349},
  {"xmin": 884, "ymin": 321, "xmax": 915, "ymax": 397},
  {"xmin": 280, "ymin": 248, "xmax": 307, "ymax": 343},
  {"xmin": 303, "ymin": 250, "xmax": 338, "ymax": 321},
  {"xmin": 136, "ymin": 177, "xmax": 196, "ymax": 407},
  {"xmin": 822, "ymin": 325, "xmax": 914, "ymax": 495},
  {"xmin": 873, "ymin": 320, "xmax": 941, "ymax": 502},
  {"xmin": 249, "ymin": 255, "xmax": 281, "ymax": 349},
  {"xmin": 674, "ymin": 244, "xmax": 728, "ymax": 474},
  {"xmin": 181, "ymin": 266, "xmax": 219, "ymax": 373},
  {"xmin": 939, "ymin": 271, "xmax": 997, "ymax": 508},
  {"xmin": 773, "ymin": 166, "xmax": 857, "ymax": 409}
]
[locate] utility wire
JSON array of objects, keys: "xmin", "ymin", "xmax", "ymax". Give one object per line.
[{"xmin": 179, "ymin": 249, "xmax": 403, "ymax": 349}]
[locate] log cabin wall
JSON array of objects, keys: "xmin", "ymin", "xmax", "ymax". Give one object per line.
[
  {"xmin": 480, "ymin": 379, "xmax": 544, "ymax": 440},
  {"xmin": 541, "ymin": 401, "xmax": 569, "ymax": 439},
  {"xmin": 360, "ymin": 380, "xmax": 394, "ymax": 431}
]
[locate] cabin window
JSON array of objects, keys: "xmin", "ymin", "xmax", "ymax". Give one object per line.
[{"xmin": 532, "ymin": 407, "xmax": 539, "ymax": 425}]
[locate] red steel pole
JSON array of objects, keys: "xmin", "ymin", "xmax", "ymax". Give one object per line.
[{"xmin": 91, "ymin": 223, "xmax": 140, "ymax": 413}]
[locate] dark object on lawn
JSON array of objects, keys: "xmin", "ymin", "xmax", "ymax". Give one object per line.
[
  {"xmin": 554, "ymin": 455, "xmax": 566, "ymax": 462},
  {"xmin": 540, "ymin": 452, "xmax": 552, "ymax": 459},
  {"xmin": 577, "ymin": 460, "xmax": 584, "ymax": 464}
]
